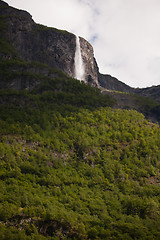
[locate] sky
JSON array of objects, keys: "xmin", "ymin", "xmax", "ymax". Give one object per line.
[{"xmin": 5, "ymin": 0, "xmax": 160, "ymax": 88}]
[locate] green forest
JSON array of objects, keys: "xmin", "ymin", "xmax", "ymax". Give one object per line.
[{"xmin": 0, "ymin": 71, "xmax": 160, "ymax": 240}]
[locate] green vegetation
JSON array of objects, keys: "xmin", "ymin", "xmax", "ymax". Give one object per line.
[
  {"xmin": 35, "ymin": 24, "xmax": 72, "ymax": 35},
  {"xmin": 133, "ymin": 94, "xmax": 159, "ymax": 115},
  {"xmin": 104, "ymin": 90, "xmax": 160, "ymax": 123},
  {"xmin": 0, "ymin": 59, "xmax": 66, "ymax": 85},
  {"xmin": 0, "ymin": 72, "xmax": 160, "ymax": 239}
]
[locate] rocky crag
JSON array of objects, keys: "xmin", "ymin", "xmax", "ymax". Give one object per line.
[
  {"xmin": 0, "ymin": 0, "xmax": 134, "ymax": 91},
  {"xmin": 0, "ymin": 0, "xmax": 160, "ymax": 111},
  {"xmin": 0, "ymin": 0, "xmax": 100, "ymax": 88},
  {"xmin": 98, "ymin": 73, "xmax": 133, "ymax": 93}
]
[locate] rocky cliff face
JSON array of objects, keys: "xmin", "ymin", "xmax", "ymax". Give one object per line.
[
  {"xmin": 1, "ymin": 0, "xmax": 160, "ymax": 99},
  {"xmin": 0, "ymin": 1, "xmax": 75, "ymax": 76},
  {"xmin": 0, "ymin": 0, "xmax": 99, "ymax": 87},
  {"xmin": 98, "ymin": 73, "xmax": 134, "ymax": 93},
  {"xmin": 80, "ymin": 37, "xmax": 99, "ymax": 87}
]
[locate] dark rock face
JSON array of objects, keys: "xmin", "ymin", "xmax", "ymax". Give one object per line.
[
  {"xmin": 98, "ymin": 73, "xmax": 134, "ymax": 93},
  {"xmin": 0, "ymin": 1, "xmax": 99, "ymax": 86},
  {"xmin": 0, "ymin": 62, "xmax": 65, "ymax": 90},
  {"xmin": 0, "ymin": 1, "xmax": 76, "ymax": 78},
  {"xmin": 1, "ymin": 0, "xmax": 159, "ymax": 97},
  {"xmin": 80, "ymin": 37, "xmax": 99, "ymax": 87}
]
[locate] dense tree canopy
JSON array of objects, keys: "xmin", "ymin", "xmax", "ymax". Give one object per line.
[{"xmin": 0, "ymin": 74, "xmax": 160, "ymax": 239}]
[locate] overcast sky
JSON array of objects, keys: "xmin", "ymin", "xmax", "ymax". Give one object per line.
[{"xmin": 5, "ymin": 0, "xmax": 160, "ymax": 88}]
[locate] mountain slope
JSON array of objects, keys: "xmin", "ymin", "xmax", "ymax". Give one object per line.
[
  {"xmin": 0, "ymin": 84, "xmax": 160, "ymax": 240},
  {"xmin": 102, "ymin": 90, "xmax": 160, "ymax": 123},
  {"xmin": 1, "ymin": 0, "xmax": 160, "ymax": 123},
  {"xmin": 0, "ymin": 2, "xmax": 160, "ymax": 239},
  {"xmin": 135, "ymin": 85, "xmax": 160, "ymax": 103},
  {"xmin": 98, "ymin": 73, "xmax": 134, "ymax": 93}
]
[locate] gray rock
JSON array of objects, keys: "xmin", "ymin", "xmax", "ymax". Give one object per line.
[
  {"xmin": 80, "ymin": 37, "xmax": 99, "ymax": 87},
  {"xmin": 0, "ymin": 1, "xmax": 99, "ymax": 87},
  {"xmin": 1, "ymin": 0, "xmax": 159, "ymax": 100},
  {"xmin": 98, "ymin": 73, "xmax": 134, "ymax": 93}
]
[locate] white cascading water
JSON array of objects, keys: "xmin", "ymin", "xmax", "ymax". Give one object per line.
[{"xmin": 74, "ymin": 36, "xmax": 85, "ymax": 81}]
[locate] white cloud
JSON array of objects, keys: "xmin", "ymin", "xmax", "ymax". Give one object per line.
[
  {"xmin": 91, "ymin": 0, "xmax": 160, "ymax": 87},
  {"xmin": 5, "ymin": 0, "xmax": 160, "ymax": 87}
]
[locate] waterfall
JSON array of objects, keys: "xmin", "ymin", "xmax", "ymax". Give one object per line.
[{"xmin": 74, "ymin": 36, "xmax": 85, "ymax": 81}]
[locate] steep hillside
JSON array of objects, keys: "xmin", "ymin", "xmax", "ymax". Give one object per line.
[
  {"xmin": 1, "ymin": 0, "xmax": 160, "ymax": 94},
  {"xmin": 0, "ymin": 2, "xmax": 160, "ymax": 239},
  {"xmin": 102, "ymin": 90, "xmax": 160, "ymax": 123},
  {"xmin": 135, "ymin": 85, "xmax": 160, "ymax": 103},
  {"xmin": 0, "ymin": 0, "xmax": 160, "ymax": 123},
  {"xmin": 0, "ymin": 81, "xmax": 160, "ymax": 239},
  {"xmin": 98, "ymin": 73, "xmax": 134, "ymax": 93}
]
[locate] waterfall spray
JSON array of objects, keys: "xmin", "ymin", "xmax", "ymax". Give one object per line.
[{"xmin": 74, "ymin": 36, "xmax": 85, "ymax": 81}]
